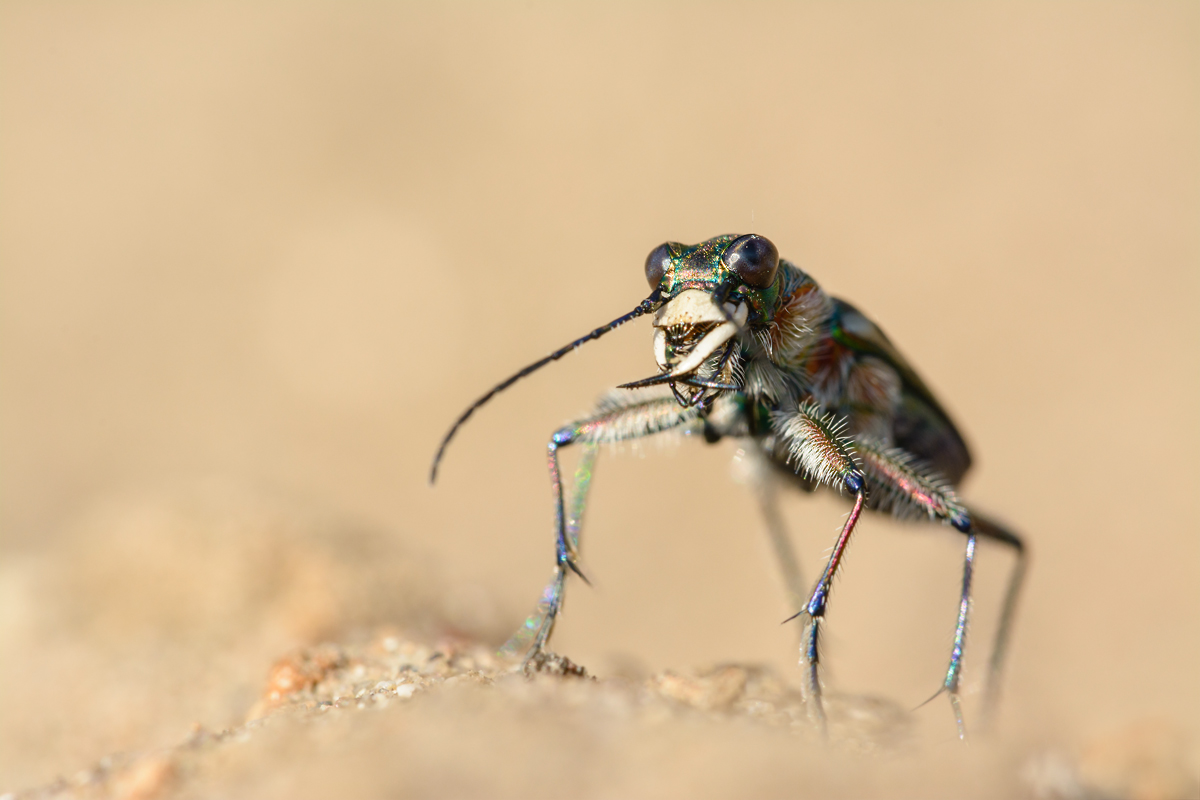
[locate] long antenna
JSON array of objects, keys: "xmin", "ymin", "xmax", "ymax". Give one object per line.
[{"xmin": 429, "ymin": 289, "xmax": 661, "ymax": 484}]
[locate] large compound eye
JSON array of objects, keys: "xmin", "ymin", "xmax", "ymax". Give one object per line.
[
  {"xmin": 644, "ymin": 242, "xmax": 675, "ymax": 289},
  {"xmin": 723, "ymin": 234, "xmax": 779, "ymax": 289}
]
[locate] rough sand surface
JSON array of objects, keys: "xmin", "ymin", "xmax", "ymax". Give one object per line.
[
  {"xmin": 15, "ymin": 638, "xmax": 920, "ymax": 800},
  {"xmin": 2, "ymin": 493, "xmax": 1194, "ymax": 800},
  {"xmin": 11, "ymin": 633, "xmax": 1197, "ymax": 800}
]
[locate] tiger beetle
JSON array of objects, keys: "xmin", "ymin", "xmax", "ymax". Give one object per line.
[{"xmin": 430, "ymin": 234, "xmax": 1026, "ymax": 739}]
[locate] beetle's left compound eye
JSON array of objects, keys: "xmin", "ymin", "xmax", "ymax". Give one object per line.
[
  {"xmin": 723, "ymin": 234, "xmax": 779, "ymax": 289},
  {"xmin": 644, "ymin": 242, "xmax": 675, "ymax": 289}
]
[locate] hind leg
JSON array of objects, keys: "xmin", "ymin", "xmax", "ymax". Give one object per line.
[
  {"xmin": 967, "ymin": 512, "xmax": 1027, "ymax": 731},
  {"xmin": 854, "ymin": 438, "xmax": 1026, "ymax": 737},
  {"xmin": 938, "ymin": 529, "xmax": 977, "ymax": 738},
  {"xmin": 929, "ymin": 512, "xmax": 1026, "ymax": 738}
]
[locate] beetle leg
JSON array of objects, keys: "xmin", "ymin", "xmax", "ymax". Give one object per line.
[
  {"xmin": 854, "ymin": 438, "xmax": 1026, "ymax": 738},
  {"xmin": 852, "ymin": 437, "xmax": 970, "ymax": 529},
  {"xmin": 731, "ymin": 442, "xmax": 807, "ymax": 618},
  {"xmin": 508, "ymin": 391, "xmax": 701, "ymax": 671},
  {"xmin": 771, "ymin": 402, "xmax": 865, "ymax": 732},
  {"xmin": 800, "ymin": 489, "xmax": 866, "ymax": 733},
  {"xmin": 939, "ymin": 530, "xmax": 977, "ymax": 739},
  {"xmin": 966, "ymin": 512, "xmax": 1027, "ymax": 733},
  {"xmin": 926, "ymin": 517, "xmax": 1025, "ymax": 740},
  {"xmin": 752, "ymin": 471, "xmax": 807, "ymax": 619},
  {"xmin": 503, "ymin": 442, "xmax": 598, "ymax": 663}
]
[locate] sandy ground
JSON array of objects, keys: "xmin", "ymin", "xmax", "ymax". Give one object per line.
[
  {"xmin": 1, "ymin": 3, "xmax": 1197, "ymax": 798},
  {"xmin": 2, "ymin": 495, "xmax": 1194, "ymax": 800}
]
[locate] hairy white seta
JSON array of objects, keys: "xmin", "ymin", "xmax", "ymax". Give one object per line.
[
  {"xmin": 767, "ymin": 266, "xmax": 833, "ymax": 366},
  {"xmin": 854, "ymin": 438, "xmax": 966, "ymax": 524},
  {"xmin": 771, "ymin": 401, "xmax": 861, "ymax": 490},
  {"xmin": 744, "ymin": 358, "xmax": 803, "ymax": 406},
  {"xmin": 573, "ymin": 391, "xmax": 701, "ymax": 444}
]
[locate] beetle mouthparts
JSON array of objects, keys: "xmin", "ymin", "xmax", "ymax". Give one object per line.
[
  {"xmin": 651, "ymin": 289, "xmax": 748, "ymax": 379},
  {"xmin": 666, "ymin": 321, "xmax": 738, "ymax": 377}
]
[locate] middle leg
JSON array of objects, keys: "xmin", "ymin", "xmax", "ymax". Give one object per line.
[
  {"xmin": 771, "ymin": 401, "xmax": 867, "ymax": 731},
  {"xmin": 734, "ymin": 444, "xmax": 808, "ymax": 618},
  {"xmin": 756, "ymin": 477, "xmax": 807, "ymax": 619}
]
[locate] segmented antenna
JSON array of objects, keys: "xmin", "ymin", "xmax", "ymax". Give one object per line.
[{"xmin": 429, "ymin": 289, "xmax": 661, "ymax": 484}]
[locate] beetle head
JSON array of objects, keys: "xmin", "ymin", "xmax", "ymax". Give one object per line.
[
  {"xmin": 430, "ymin": 234, "xmax": 782, "ymax": 481},
  {"xmin": 636, "ymin": 234, "xmax": 780, "ymax": 391}
]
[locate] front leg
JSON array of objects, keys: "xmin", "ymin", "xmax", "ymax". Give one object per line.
[
  {"xmin": 501, "ymin": 441, "xmax": 597, "ymax": 669},
  {"xmin": 506, "ymin": 390, "xmax": 701, "ymax": 672}
]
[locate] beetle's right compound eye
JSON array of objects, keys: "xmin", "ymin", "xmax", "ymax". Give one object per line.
[
  {"xmin": 723, "ymin": 234, "xmax": 779, "ymax": 290},
  {"xmin": 645, "ymin": 242, "xmax": 675, "ymax": 289}
]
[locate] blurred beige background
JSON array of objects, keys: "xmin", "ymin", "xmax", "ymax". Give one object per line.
[{"xmin": 1, "ymin": 1, "xmax": 1197, "ymax": 794}]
